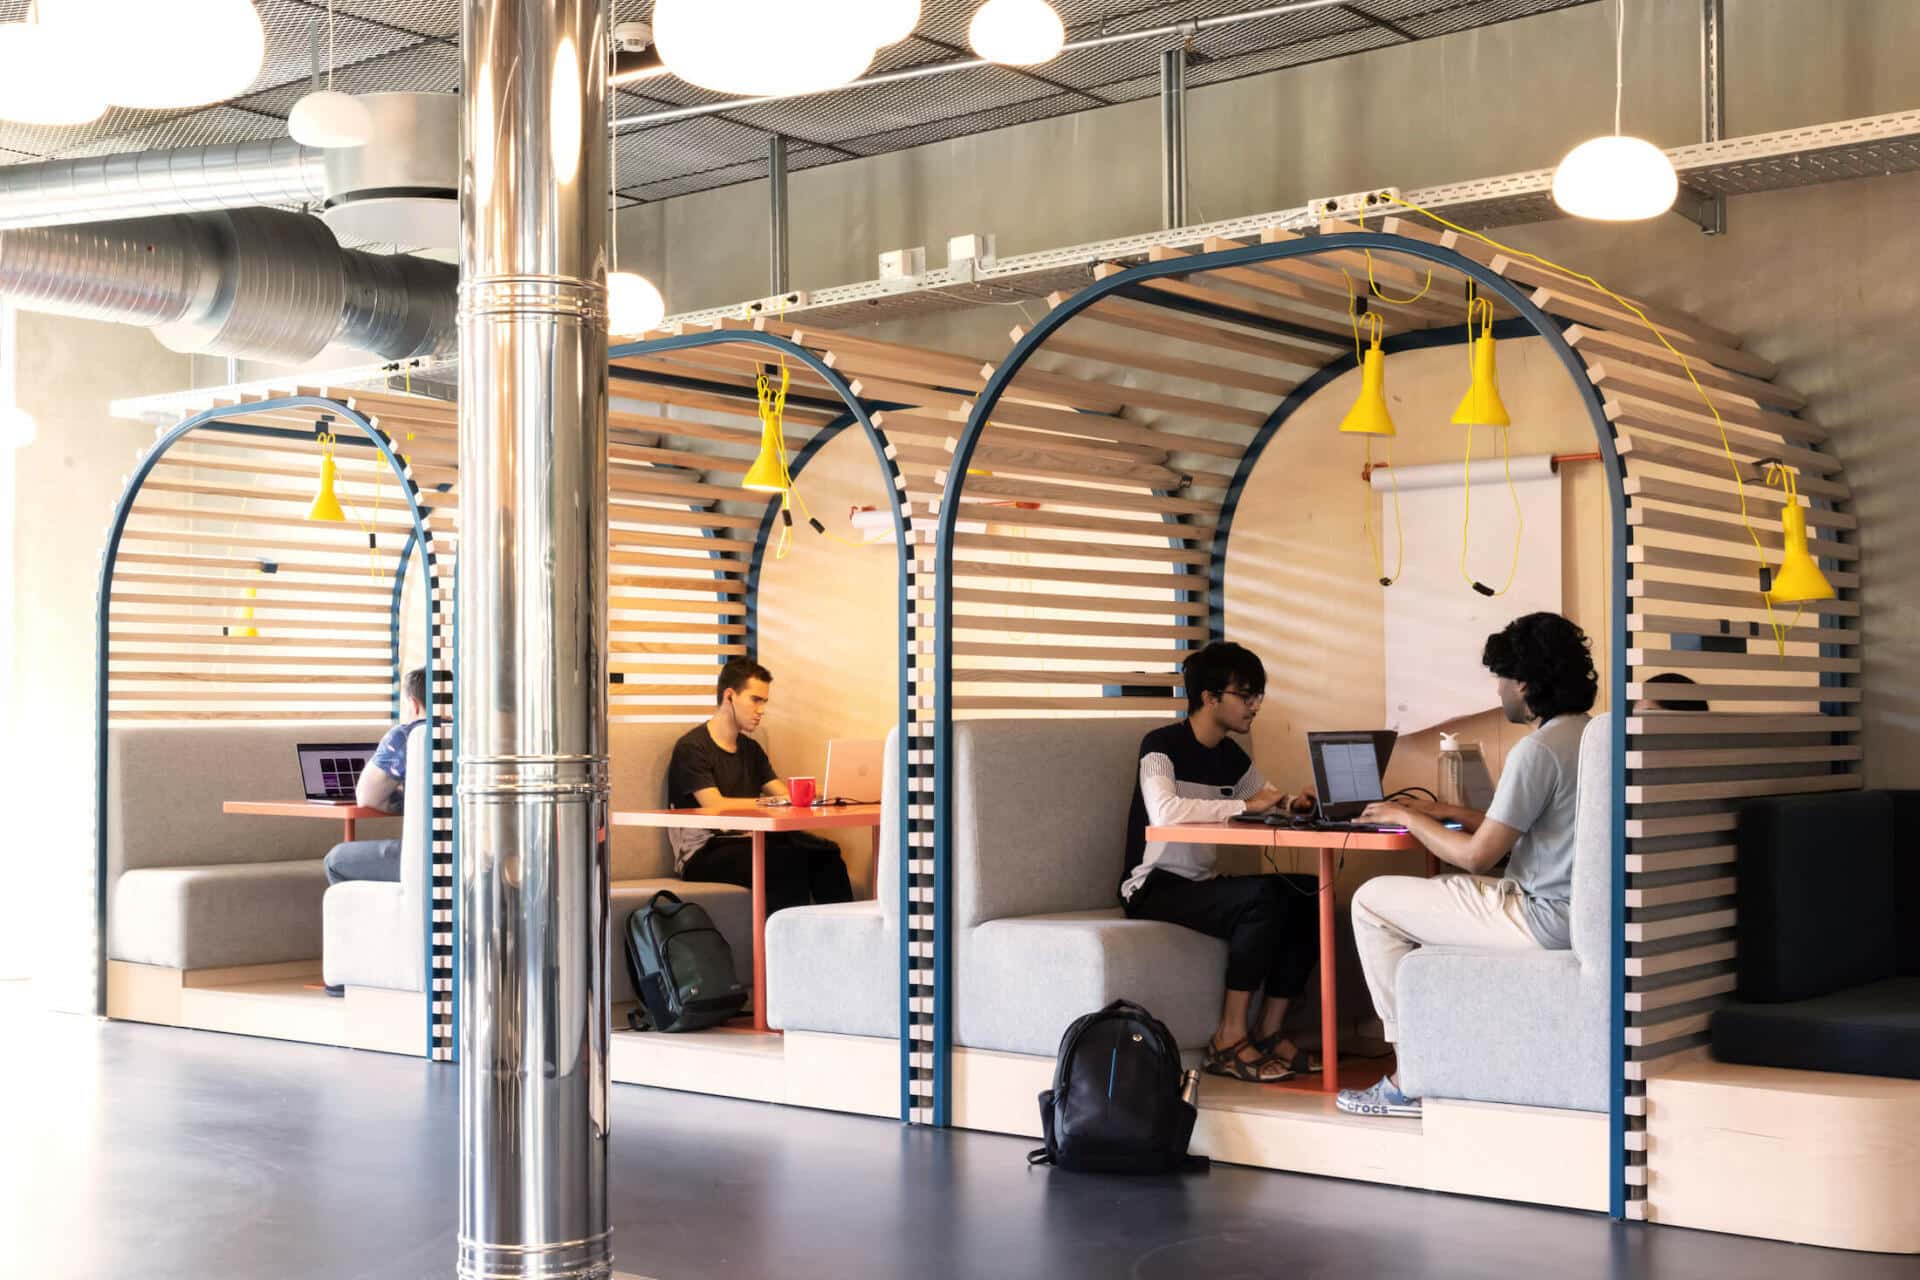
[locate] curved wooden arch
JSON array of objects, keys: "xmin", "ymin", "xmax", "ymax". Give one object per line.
[
  {"xmin": 93, "ymin": 395, "xmax": 450, "ymax": 1056},
  {"xmin": 931, "ymin": 227, "xmax": 1859, "ymax": 1216}
]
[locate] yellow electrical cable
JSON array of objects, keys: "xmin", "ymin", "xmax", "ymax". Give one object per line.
[
  {"xmin": 1455, "ymin": 295, "xmax": 1523, "ymax": 597},
  {"xmin": 1380, "ymin": 192, "xmax": 1791, "ymax": 653}
]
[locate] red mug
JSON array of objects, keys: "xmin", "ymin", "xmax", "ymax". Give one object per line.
[{"xmin": 788, "ymin": 776, "xmax": 818, "ymax": 807}]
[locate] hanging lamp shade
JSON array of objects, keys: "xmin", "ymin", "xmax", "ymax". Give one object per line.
[
  {"xmin": 1339, "ymin": 336, "xmax": 1396, "ymax": 437},
  {"xmin": 742, "ymin": 415, "xmax": 787, "ymax": 493},
  {"xmin": 968, "ymin": 0, "xmax": 1066, "ymax": 66},
  {"xmin": 653, "ymin": 0, "xmax": 876, "ymax": 96},
  {"xmin": 853, "ymin": 0, "xmax": 920, "ymax": 47},
  {"xmin": 289, "ymin": 89, "xmax": 371, "ymax": 148},
  {"xmin": 1551, "ymin": 135, "xmax": 1677, "ymax": 221},
  {"xmin": 608, "ymin": 272, "xmax": 666, "ymax": 337},
  {"xmin": 46, "ymin": 0, "xmax": 265, "ymax": 110},
  {"xmin": 1766, "ymin": 501, "xmax": 1835, "ymax": 605},
  {"xmin": 235, "ymin": 586, "xmax": 259, "ymax": 638},
  {"xmin": 1451, "ymin": 332, "xmax": 1511, "ymax": 428},
  {"xmin": 308, "ymin": 452, "xmax": 346, "ymax": 522},
  {"xmin": 0, "ymin": 22, "xmax": 106, "ymax": 125}
]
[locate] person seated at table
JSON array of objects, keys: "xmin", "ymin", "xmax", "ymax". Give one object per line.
[
  {"xmin": 321, "ymin": 665, "xmax": 427, "ymax": 890},
  {"xmin": 1635, "ymin": 671, "xmax": 1709, "ymax": 713},
  {"xmin": 666, "ymin": 657, "xmax": 852, "ymax": 916},
  {"xmin": 1335, "ymin": 611, "xmax": 1596, "ymax": 1118},
  {"xmin": 1120, "ymin": 640, "xmax": 1321, "ymax": 1084}
]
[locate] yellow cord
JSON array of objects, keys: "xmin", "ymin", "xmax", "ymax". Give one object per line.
[
  {"xmin": 1363, "ymin": 437, "xmax": 1405, "ymax": 587},
  {"xmin": 1454, "ymin": 296, "xmax": 1523, "ymax": 597},
  {"xmin": 1381, "ymin": 192, "xmax": 1790, "ymax": 653}
]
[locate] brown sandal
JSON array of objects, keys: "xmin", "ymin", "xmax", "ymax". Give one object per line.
[
  {"xmin": 1202, "ymin": 1037, "xmax": 1294, "ymax": 1083},
  {"xmin": 1250, "ymin": 1031, "xmax": 1319, "ymax": 1077}
]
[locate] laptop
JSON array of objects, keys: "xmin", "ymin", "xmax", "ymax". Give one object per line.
[
  {"xmin": 823, "ymin": 738, "xmax": 886, "ymax": 804},
  {"xmin": 1307, "ymin": 730, "xmax": 1399, "ymax": 822},
  {"xmin": 295, "ymin": 742, "xmax": 379, "ymax": 803}
]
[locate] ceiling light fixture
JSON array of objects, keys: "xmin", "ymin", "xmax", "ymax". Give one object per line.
[
  {"xmin": 968, "ymin": 0, "xmax": 1066, "ymax": 67},
  {"xmin": 857, "ymin": 0, "xmax": 921, "ymax": 49},
  {"xmin": 653, "ymin": 0, "xmax": 878, "ymax": 96},
  {"xmin": 607, "ymin": 272, "xmax": 666, "ymax": 337},
  {"xmin": 1551, "ymin": 0, "xmax": 1677, "ymax": 220},
  {"xmin": 0, "ymin": 18, "xmax": 106, "ymax": 126},
  {"xmin": 45, "ymin": 0, "xmax": 265, "ymax": 111},
  {"xmin": 289, "ymin": 0, "xmax": 370, "ymax": 148}
]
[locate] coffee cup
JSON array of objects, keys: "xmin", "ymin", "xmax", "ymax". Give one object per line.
[{"xmin": 788, "ymin": 776, "xmax": 818, "ymax": 807}]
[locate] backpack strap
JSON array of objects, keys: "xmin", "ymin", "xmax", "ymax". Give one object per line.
[
  {"xmin": 1026, "ymin": 1148, "xmax": 1054, "ymax": 1167},
  {"xmin": 649, "ymin": 889, "xmax": 685, "ymax": 913}
]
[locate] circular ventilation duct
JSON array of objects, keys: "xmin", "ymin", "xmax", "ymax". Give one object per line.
[{"xmin": 320, "ymin": 92, "xmax": 460, "ymax": 251}]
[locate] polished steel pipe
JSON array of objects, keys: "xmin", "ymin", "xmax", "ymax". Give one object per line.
[
  {"xmin": 1160, "ymin": 46, "xmax": 1188, "ymax": 231},
  {"xmin": 457, "ymin": 0, "xmax": 613, "ymax": 1276}
]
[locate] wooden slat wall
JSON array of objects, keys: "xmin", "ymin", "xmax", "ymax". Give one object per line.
[{"xmin": 1378, "ymin": 216, "xmax": 1863, "ymax": 1220}]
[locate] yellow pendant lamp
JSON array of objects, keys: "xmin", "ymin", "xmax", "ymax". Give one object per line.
[
  {"xmin": 235, "ymin": 585, "xmax": 259, "ymax": 638},
  {"xmin": 1451, "ymin": 298, "xmax": 1511, "ymax": 428},
  {"xmin": 308, "ymin": 433, "xmax": 346, "ymax": 522},
  {"xmin": 1762, "ymin": 463, "xmax": 1835, "ymax": 604},
  {"xmin": 743, "ymin": 366, "xmax": 791, "ymax": 494},
  {"xmin": 1339, "ymin": 315, "xmax": 1396, "ymax": 437}
]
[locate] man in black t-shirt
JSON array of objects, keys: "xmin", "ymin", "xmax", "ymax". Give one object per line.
[
  {"xmin": 665, "ymin": 657, "xmax": 852, "ymax": 915},
  {"xmin": 1122, "ymin": 641, "xmax": 1321, "ymax": 1084}
]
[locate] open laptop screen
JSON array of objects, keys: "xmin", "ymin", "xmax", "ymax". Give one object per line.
[
  {"xmin": 296, "ymin": 742, "xmax": 379, "ymax": 802},
  {"xmin": 1307, "ymin": 730, "xmax": 1397, "ymax": 818}
]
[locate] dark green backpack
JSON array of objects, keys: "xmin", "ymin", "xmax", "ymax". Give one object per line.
[{"xmin": 623, "ymin": 890, "xmax": 747, "ymax": 1032}]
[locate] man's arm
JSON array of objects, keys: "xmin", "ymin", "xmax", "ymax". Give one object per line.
[
  {"xmin": 1362, "ymin": 802, "xmax": 1518, "ymax": 873},
  {"xmin": 1140, "ymin": 756, "xmax": 1300, "ymax": 825},
  {"xmin": 356, "ymin": 763, "xmax": 402, "ymax": 813}
]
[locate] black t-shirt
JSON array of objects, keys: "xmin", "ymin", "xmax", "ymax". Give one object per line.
[
  {"xmin": 1121, "ymin": 720, "xmax": 1260, "ymax": 898},
  {"xmin": 667, "ymin": 723, "xmax": 777, "ymax": 808}
]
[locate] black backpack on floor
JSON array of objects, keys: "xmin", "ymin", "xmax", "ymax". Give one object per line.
[
  {"xmin": 623, "ymin": 890, "xmax": 747, "ymax": 1033},
  {"xmin": 1029, "ymin": 1000, "xmax": 1206, "ymax": 1174}
]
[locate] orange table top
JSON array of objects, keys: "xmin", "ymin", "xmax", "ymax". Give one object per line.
[
  {"xmin": 1146, "ymin": 820, "xmax": 1420, "ymax": 852},
  {"xmin": 223, "ymin": 800, "xmax": 391, "ymax": 821},
  {"xmin": 612, "ymin": 803, "xmax": 884, "ymax": 833}
]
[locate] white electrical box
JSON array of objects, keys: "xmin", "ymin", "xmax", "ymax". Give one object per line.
[
  {"xmin": 945, "ymin": 233, "xmax": 997, "ymax": 267},
  {"xmin": 1306, "ymin": 186, "xmax": 1405, "ymax": 220},
  {"xmin": 878, "ymin": 246, "xmax": 927, "ymax": 281}
]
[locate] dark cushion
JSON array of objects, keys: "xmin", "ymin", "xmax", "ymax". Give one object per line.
[
  {"xmin": 1736, "ymin": 791, "xmax": 1897, "ymax": 1002},
  {"xmin": 1711, "ymin": 978, "xmax": 1920, "ymax": 1080},
  {"xmin": 1890, "ymin": 791, "xmax": 1920, "ymax": 977}
]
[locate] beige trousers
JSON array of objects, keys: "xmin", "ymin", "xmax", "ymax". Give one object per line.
[{"xmin": 1351, "ymin": 873, "xmax": 1542, "ymax": 1042}]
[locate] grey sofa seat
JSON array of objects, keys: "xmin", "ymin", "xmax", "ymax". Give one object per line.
[
  {"xmin": 765, "ymin": 728, "xmax": 900, "ymax": 1037},
  {"xmin": 1395, "ymin": 712, "xmax": 1615, "ymax": 1112},
  {"xmin": 323, "ymin": 725, "xmax": 429, "ymax": 991},
  {"xmin": 951, "ymin": 718, "xmax": 1227, "ymax": 1058},
  {"xmin": 106, "ymin": 722, "xmax": 393, "ymax": 971},
  {"xmin": 114, "ymin": 860, "xmax": 329, "ymax": 970}
]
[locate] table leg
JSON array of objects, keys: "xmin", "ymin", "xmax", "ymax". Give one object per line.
[
  {"xmin": 751, "ymin": 830, "xmax": 768, "ymax": 1033},
  {"xmin": 870, "ymin": 820, "xmax": 882, "ymax": 901},
  {"xmin": 343, "ymin": 818, "xmax": 356, "ymax": 843},
  {"xmin": 1319, "ymin": 847, "xmax": 1338, "ymax": 1094}
]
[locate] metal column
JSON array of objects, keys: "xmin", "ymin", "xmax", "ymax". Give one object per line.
[
  {"xmin": 769, "ymin": 135, "xmax": 790, "ymax": 297},
  {"xmin": 1696, "ymin": 0, "xmax": 1727, "ymax": 234},
  {"xmin": 1159, "ymin": 46, "xmax": 1188, "ymax": 230},
  {"xmin": 456, "ymin": 0, "xmax": 613, "ymax": 1276}
]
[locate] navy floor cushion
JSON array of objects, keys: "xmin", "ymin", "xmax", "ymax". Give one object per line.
[{"xmin": 1713, "ymin": 977, "xmax": 1920, "ymax": 1080}]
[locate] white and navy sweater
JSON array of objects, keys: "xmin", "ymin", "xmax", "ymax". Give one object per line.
[{"xmin": 1120, "ymin": 719, "xmax": 1267, "ymax": 901}]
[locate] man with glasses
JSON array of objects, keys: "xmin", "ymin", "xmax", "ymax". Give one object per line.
[{"xmin": 1121, "ymin": 641, "xmax": 1321, "ymax": 1084}]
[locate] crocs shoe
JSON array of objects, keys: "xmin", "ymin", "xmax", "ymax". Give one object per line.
[{"xmin": 1336, "ymin": 1076, "xmax": 1422, "ymax": 1118}]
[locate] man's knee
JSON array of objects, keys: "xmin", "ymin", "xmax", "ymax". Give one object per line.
[
  {"xmin": 1351, "ymin": 874, "xmax": 1412, "ymax": 929},
  {"xmin": 322, "ymin": 843, "xmax": 349, "ymax": 884}
]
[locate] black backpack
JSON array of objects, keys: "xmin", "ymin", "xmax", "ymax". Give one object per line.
[
  {"xmin": 1029, "ymin": 1000, "xmax": 1206, "ymax": 1174},
  {"xmin": 623, "ymin": 890, "xmax": 748, "ymax": 1032}
]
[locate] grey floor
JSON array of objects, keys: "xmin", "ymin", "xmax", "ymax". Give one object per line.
[{"xmin": 5, "ymin": 993, "xmax": 1916, "ymax": 1280}]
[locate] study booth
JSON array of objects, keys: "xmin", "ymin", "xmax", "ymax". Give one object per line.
[{"xmin": 92, "ymin": 225, "xmax": 1913, "ymax": 1253}]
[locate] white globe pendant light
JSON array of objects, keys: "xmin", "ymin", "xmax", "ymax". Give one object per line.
[
  {"xmin": 289, "ymin": 90, "xmax": 371, "ymax": 149},
  {"xmin": 654, "ymin": 0, "xmax": 877, "ymax": 97},
  {"xmin": 846, "ymin": 0, "xmax": 920, "ymax": 48},
  {"xmin": 968, "ymin": 0, "xmax": 1065, "ymax": 66},
  {"xmin": 46, "ymin": 0, "xmax": 264, "ymax": 110},
  {"xmin": 0, "ymin": 22, "xmax": 106, "ymax": 126},
  {"xmin": 608, "ymin": 272, "xmax": 666, "ymax": 337},
  {"xmin": 1551, "ymin": 0, "xmax": 1676, "ymax": 222}
]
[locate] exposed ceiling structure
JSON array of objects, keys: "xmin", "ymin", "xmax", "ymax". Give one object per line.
[{"xmin": 0, "ymin": 0, "xmax": 1599, "ymax": 205}]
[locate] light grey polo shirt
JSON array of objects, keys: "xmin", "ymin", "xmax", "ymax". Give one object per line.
[{"xmin": 1485, "ymin": 713, "xmax": 1589, "ymax": 948}]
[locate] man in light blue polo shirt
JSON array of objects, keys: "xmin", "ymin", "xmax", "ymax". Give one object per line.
[
  {"xmin": 1336, "ymin": 613, "xmax": 1597, "ymax": 1118},
  {"xmin": 320, "ymin": 666, "xmax": 426, "ymax": 887}
]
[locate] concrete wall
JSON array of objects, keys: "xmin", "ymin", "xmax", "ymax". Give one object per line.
[{"xmin": 9, "ymin": 315, "xmax": 191, "ymax": 1009}]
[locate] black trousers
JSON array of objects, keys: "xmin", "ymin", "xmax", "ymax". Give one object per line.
[
  {"xmin": 683, "ymin": 832, "xmax": 852, "ymax": 916},
  {"xmin": 1124, "ymin": 869, "xmax": 1321, "ymax": 997}
]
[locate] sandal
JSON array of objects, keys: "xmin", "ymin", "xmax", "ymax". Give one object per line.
[
  {"xmin": 1202, "ymin": 1037, "xmax": 1294, "ymax": 1084},
  {"xmin": 1249, "ymin": 1031, "xmax": 1319, "ymax": 1077}
]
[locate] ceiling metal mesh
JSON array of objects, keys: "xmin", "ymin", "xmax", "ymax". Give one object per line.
[{"xmin": 0, "ymin": 0, "xmax": 1599, "ymax": 204}]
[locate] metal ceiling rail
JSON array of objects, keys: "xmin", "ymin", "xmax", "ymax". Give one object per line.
[{"xmin": 664, "ymin": 106, "xmax": 1920, "ymax": 331}]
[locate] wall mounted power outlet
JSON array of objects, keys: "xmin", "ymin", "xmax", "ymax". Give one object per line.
[{"xmin": 1307, "ymin": 187, "xmax": 1405, "ymax": 220}]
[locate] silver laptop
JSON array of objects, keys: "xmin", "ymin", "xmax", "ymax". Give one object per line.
[{"xmin": 824, "ymin": 738, "xmax": 886, "ymax": 804}]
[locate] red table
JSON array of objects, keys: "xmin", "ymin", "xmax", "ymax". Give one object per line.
[
  {"xmin": 612, "ymin": 803, "xmax": 884, "ymax": 1032},
  {"xmin": 1146, "ymin": 820, "xmax": 1424, "ymax": 1093},
  {"xmin": 223, "ymin": 799, "xmax": 390, "ymax": 842}
]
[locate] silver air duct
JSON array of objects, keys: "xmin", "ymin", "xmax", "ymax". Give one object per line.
[
  {"xmin": 457, "ymin": 1, "xmax": 612, "ymax": 1279},
  {"xmin": 0, "ymin": 207, "xmax": 455, "ymax": 362},
  {"xmin": 0, "ymin": 139, "xmax": 328, "ymax": 231}
]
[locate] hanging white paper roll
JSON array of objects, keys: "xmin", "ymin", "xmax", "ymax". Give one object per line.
[{"xmin": 1369, "ymin": 454, "xmax": 1557, "ymax": 492}]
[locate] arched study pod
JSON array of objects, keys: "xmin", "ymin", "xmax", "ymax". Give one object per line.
[
  {"xmin": 932, "ymin": 224, "xmax": 1860, "ymax": 1223},
  {"xmin": 94, "ymin": 389, "xmax": 453, "ymax": 1058}
]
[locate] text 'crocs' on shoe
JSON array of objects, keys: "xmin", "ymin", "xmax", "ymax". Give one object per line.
[{"xmin": 1335, "ymin": 1076, "xmax": 1422, "ymax": 1118}]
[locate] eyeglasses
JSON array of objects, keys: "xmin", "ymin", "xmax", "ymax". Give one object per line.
[{"xmin": 1223, "ymin": 688, "xmax": 1265, "ymax": 707}]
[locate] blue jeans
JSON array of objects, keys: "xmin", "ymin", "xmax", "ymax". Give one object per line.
[{"xmin": 323, "ymin": 839, "xmax": 401, "ymax": 886}]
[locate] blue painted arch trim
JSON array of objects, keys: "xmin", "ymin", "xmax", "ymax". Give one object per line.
[
  {"xmin": 609, "ymin": 331, "xmax": 917, "ymax": 1122},
  {"xmin": 933, "ymin": 233, "xmax": 1630, "ymax": 1210},
  {"xmin": 93, "ymin": 398, "xmax": 443, "ymax": 1056}
]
